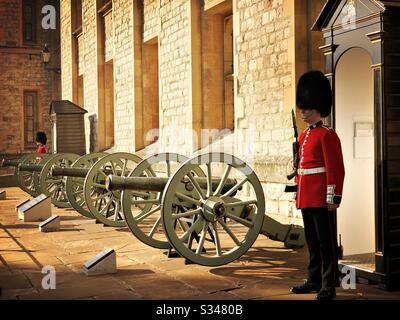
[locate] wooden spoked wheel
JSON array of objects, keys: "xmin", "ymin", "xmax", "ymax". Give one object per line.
[
  {"xmin": 16, "ymin": 153, "xmax": 51, "ymax": 196},
  {"xmin": 121, "ymin": 153, "xmax": 189, "ymax": 249},
  {"xmin": 84, "ymin": 153, "xmax": 142, "ymax": 227},
  {"xmin": 161, "ymin": 153, "xmax": 265, "ymax": 266},
  {"xmin": 39, "ymin": 153, "xmax": 80, "ymax": 208},
  {"xmin": 65, "ymin": 152, "xmax": 108, "ymax": 218}
]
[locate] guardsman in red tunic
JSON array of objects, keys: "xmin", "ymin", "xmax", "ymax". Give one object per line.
[
  {"xmin": 290, "ymin": 71, "xmax": 345, "ymax": 301},
  {"xmin": 35, "ymin": 131, "xmax": 47, "ymax": 163}
]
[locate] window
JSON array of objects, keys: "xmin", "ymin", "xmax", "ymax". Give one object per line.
[
  {"xmin": 23, "ymin": 0, "xmax": 37, "ymax": 45},
  {"xmin": 72, "ymin": 0, "xmax": 82, "ymax": 32},
  {"xmin": 24, "ymin": 91, "xmax": 38, "ymax": 149},
  {"xmin": 97, "ymin": 0, "xmax": 115, "ymax": 149},
  {"xmin": 141, "ymin": 37, "xmax": 160, "ymax": 149},
  {"xmin": 133, "ymin": 1, "xmax": 160, "ymax": 150},
  {"xmin": 202, "ymin": 2, "xmax": 234, "ymax": 135},
  {"xmin": 223, "ymin": 15, "xmax": 234, "ymax": 130},
  {"xmin": 72, "ymin": 0, "xmax": 84, "ymax": 107},
  {"xmin": 294, "ymin": 0, "xmax": 325, "ymax": 130}
]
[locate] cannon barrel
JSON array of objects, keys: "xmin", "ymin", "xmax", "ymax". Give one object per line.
[
  {"xmin": 51, "ymin": 166, "xmax": 88, "ymax": 178},
  {"xmin": 18, "ymin": 164, "xmax": 45, "ymax": 172},
  {"xmin": 106, "ymin": 176, "xmax": 169, "ymax": 192},
  {"xmin": 106, "ymin": 175, "xmax": 239, "ymax": 193},
  {"xmin": 50, "ymin": 165, "xmax": 130, "ymax": 178},
  {"xmin": 1, "ymin": 159, "xmax": 20, "ymax": 167}
]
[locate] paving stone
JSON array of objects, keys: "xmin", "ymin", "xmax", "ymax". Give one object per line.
[
  {"xmin": 171, "ymin": 269, "xmax": 240, "ymax": 294},
  {"xmin": 18, "ymin": 277, "xmax": 122, "ymax": 300},
  {"xmin": 0, "ymin": 252, "xmax": 31, "ymax": 263},
  {"xmin": 1, "ymin": 188, "xmax": 400, "ymax": 300},
  {"xmin": 0, "ymin": 288, "xmax": 39, "ymax": 300},
  {"xmin": 93, "ymin": 289, "xmax": 142, "ymax": 300},
  {"xmin": 27, "ymin": 253, "xmax": 64, "ymax": 266},
  {"xmin": 189, "ymin": 291, "xmax": 242, "ymax": 300},
  {"xmin": 0, "ymin": 273, "xmax": 32, "ymax": 290},
  {"xmin": 57, "ymin": 252, "xmax": 102, "ymax": 265},
  {"xmin": 118, "ymin": 273, "xmax": 198, "ymax": 299}
]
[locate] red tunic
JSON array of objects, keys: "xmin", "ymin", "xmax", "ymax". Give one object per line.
[
  {"xmin": 37, "ymin": 145, "xmax": 47, "ymax": 154},
  {"xmin": 295, "ymin": 121, "xmax": 345, "ymax": 209}
]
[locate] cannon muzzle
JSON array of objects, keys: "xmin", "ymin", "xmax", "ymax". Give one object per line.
[{"xmin": 1, "ymin": 159, "xmax": 20, "ymax": 168}]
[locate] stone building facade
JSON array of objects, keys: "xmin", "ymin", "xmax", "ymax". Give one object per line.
[
  {"xmin": 60, "ymin": 0, "xmax": 326, "ymax": 223},
  {"xmin": 0, "ymin": 0, "xmax": 61, "ymax": 161}
]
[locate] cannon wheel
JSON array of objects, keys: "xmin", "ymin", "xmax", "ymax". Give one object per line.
[
  {"xmin": 84, "ymin": 152, "xmax": 142, "ymax": 227},
  {"xmin": 65, "ymin": 152, "xmax": 108, "ymax": 219},
  {"xmin": 39, "ymin": 153, "xmax": 80, "ymax": 208},
  {"xmin": 16, "ymin": 153, "xmax": 51, "ymax": 196},
  {"xmin": 161, "ymin": 153, "xmax": 265, "ymax": 266},
  {"xmin": 14, "ymin": 153, "xmax": 35, "ymax": 192},
  {"xmin": 121, "ymin": 153, "xmax": 192, "ymax": 249}
]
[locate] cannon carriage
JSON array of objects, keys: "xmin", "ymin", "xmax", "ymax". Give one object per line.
[{"xmin": 1, "ymin": 151, "xmax": 305, "ymax": 266}]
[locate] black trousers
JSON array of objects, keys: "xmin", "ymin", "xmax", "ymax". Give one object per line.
[{"xmin": 301, "ymin": 207, "xmax": 340, "ymax": 288}]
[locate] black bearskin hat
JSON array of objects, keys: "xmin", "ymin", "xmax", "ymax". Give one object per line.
[
  {"xmin": 296, "ymin": 70, "xmax": 332, "ymax": 118},
  {"xmin": 36, "ymin": 131, "xmax": 47, "ymax": 145}
]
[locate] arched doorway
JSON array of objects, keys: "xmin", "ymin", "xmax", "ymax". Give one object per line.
[{"xmin": 335, "ymin": 48, "xmax": 375, "ymax": 269}]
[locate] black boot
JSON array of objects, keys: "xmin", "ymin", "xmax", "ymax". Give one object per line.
[
  {"xmin": 290, "ymin": 280, "xmax": 321, "ymax": 294},
  {"xmin": 315, "ymin": 287, "xmax": 336, "ymax": 300}
]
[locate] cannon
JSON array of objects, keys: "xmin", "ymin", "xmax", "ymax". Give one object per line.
[
  {"xmin": 50, "ymin": 152, "xmax": 143, "ymax": 224},
  {"xmin": 5, "ymin": 151, "xmax": 305, "ymax": 267},
  {"xmin": 64, "ymin": 152, "xmax": 108, "ymax": 218},
  {"xmin": 104, "ymin": 152, "xmax": 305, "ymax": 266},
  {"xmin": 1, "ymin": 153, "xmax": 51, "ymax": 196},
  {"xmin": 11, "ymin": 153, "xmax": 80, "ymax": 207}
]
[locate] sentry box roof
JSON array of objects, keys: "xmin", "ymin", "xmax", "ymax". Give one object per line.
[{"xmin": 49, "ymin": 100, "xmax": 88, "ymax": 115}]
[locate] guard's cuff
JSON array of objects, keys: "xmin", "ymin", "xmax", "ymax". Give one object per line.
[{"xmin": 327, "ymin": 185, "xmax": 342, "ymax": 205}]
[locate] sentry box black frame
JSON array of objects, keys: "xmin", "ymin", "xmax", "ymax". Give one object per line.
[{"xmin": 313, "ymin": 0, "xmax": 400, "ymax": 290}]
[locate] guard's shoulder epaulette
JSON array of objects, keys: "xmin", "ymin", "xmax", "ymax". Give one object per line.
[{"xmin": 321, "ymin": 125, "xmax": 333, "ymax": 131}]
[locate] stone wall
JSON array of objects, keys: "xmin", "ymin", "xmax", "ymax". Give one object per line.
[
  {"xmin": 0, "ymin": 0, "xmax": 60, "ymax": 160},
  {"xmin": 234, "ymin": 0, "xmax": 299, "ymax": 220},
  {"xmin": 0, "ymin": 0, "xmax": 19, "ymax": 46},
  {"xmin": 143, "ymin": 0, "xmax": 160, "ymax": 39},
  {"xmin": 61, "ymin": 0, "xmax": 72, "ymax": 101},
  {"xmin": 59, "ymin": 0, "xmax": 327, "ymax": 223},
  {"xmin": 82, "ymin": 0, "xmax": 99, "ymax": 152},
  {"xmin": 113, "ymin": 0, "xmax": 135, "ymax": 153},
  {"xmin": 158, "ymin": 0, "xmax": 192, "ymax": 154},
  {"xmin": 0, "ymin": 50, "xmax": 53, "ymax": 154},
  {"xmin": 104, "ymin": 11, "xmax": 114, "ymax": 62}
]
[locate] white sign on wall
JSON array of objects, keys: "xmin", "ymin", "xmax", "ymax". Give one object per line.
[{"xmin": 354, "ymin": 121, "xmax": 374, "ymax": 159}]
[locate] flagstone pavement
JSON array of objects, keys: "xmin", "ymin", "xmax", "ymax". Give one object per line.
[{"xmin": 1, "ymin": 187, "xmax": 399, "ymax": 300}]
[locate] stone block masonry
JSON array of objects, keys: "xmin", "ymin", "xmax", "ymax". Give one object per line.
[{"xmin": 60, "ymin": 0, "xmax": 326, "ymax": 223}]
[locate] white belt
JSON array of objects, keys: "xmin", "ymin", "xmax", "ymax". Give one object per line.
[{"xmin": 298, "ymin": 167, "xmax": 326, "ymax": 176}]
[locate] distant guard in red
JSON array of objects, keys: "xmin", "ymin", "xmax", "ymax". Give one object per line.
[
  {"xmin": 35, "ymin": 131, "xmax": 48, "ymax": 163},
  {"xmin": 36, "ymin": 131, "xmax": 47, "ymax": 154}
]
